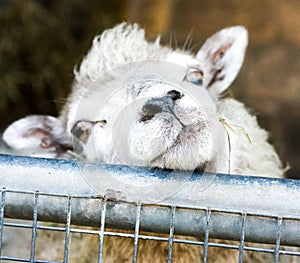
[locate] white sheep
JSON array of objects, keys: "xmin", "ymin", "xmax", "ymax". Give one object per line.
[{"xmin": 2, "ymin": 23, "xmax": 286, "ymax": 262}]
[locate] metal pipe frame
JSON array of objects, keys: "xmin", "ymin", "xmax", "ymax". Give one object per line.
[{"xmin": 0, "ymin": 153, "xmax": 300, "ymax": 250}]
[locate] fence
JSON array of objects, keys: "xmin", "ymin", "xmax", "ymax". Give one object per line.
[{"xmin": 0, "ymin": 154, "xmax": 300, "ymax": 262}]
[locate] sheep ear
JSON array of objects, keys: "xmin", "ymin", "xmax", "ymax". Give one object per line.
[
  {"xmin": 196, "ymin": 26, "xmax": 248, "ymax": 97},
  {"xmin": 2, "ymin": 115, "xmax": 71, "ymax": 158}
]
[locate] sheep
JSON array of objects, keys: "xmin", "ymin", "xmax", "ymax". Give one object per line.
[{"xmin": 2, "ymin": 23, "xmax": 286, "ymax": 262}]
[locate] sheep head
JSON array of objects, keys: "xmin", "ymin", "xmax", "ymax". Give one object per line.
[{"xmin": 3, "ymin": 24, "xmax": 248, "ymax": 174}]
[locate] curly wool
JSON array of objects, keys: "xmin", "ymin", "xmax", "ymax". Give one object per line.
[{"xmin": 74, "ymin": 23, "xmax": 167, "ymax": 83}]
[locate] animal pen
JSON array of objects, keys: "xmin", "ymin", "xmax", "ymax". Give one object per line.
[{"xmin": 0, "ymin": 153, "xmax": 300, "ymax": 262}]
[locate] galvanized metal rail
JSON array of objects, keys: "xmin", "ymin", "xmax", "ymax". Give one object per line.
[{"xmin": 0, "ymin": 153, "xmax": 300, "ymax": 262}]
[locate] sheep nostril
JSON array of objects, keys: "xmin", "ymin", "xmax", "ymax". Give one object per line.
[
  {"xmin": 142, "ymin": 103, "xmax": 162, "ymax": 115},
  {"xmin": 167, "ymin": 90, "xmax": 182, "ymax": 101},
  {"xmin": 140, "ymin": 101, "xmax": 163, "ymax": 122}
]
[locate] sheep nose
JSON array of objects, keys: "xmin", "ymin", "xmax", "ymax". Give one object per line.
[
  {"xmin": 140, "ymin": 93, "xmax": 185, "ymax": 128},
  {"xmin": 141, "ymin": 90, "xmax": 182, "ymax": 117}
]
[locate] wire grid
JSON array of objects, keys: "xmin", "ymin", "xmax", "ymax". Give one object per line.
[{"xmin": 1, "ymin": 188, "xmax": 300, "ymax": 263}]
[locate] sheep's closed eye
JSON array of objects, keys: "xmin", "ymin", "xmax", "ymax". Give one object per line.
[
  {"xmin": 71, "ymin": 120, "xmax": 106, "ymax": 143},
  {"xmin": 183, "ymin": 68, "xmax": 203, "ymax": 85}
]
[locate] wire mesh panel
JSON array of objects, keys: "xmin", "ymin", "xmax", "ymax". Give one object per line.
[{"xmin": 0, "ymin": 154, "xmax": 300, "ymax": 262}]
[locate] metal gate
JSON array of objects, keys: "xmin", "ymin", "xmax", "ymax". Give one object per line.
[{"xmin": 0, "ymin": 154, "xmax": 300, "ymax": 262}]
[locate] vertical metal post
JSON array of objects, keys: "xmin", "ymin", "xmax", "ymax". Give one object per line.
[
  {"xmin": 203, "ymin": 207, "xmax": 211, "ymax": 263},
  {"xmin": 238, "ymin": 212, "xmax": 247, "ymax": 263},
  {"xmin": 63, "ymin": 195, "xmax": 72, "ymax": 263},
  {"xmin": 167, "ymin": 206, "xmax": 176, "ymax": 263},
  {"xmin": 30, "ymin": 191, "xmax": 39, "ymax": 263},
  {"xmin": 0, "ymin": 188, "xmax": 6, "ymax": 257},
  {"xmin": 98, "ymin": 197, "xmax": 107, "ymax": 263},
  {"xmin": 132, "ymin": 202, "xmax": 141, "ymax": 263},
  {"xmin": 274, "ymin": 217, "xmax": 283, "ymax": 263}
]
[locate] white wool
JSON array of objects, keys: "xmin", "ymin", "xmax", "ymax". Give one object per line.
[
  {"xmin": 75, "ymin": 23, "xmax": 167, "ymax": 83},
  {"xmin": 218, "ymin": 99, "xmax": 283, "ymax": 177},
  {"xmin": 74, "ymin": 23, "xmax": 199, "ymax": 85},
  {"xmin": 69, "ymin": 23, "xmax": 283, "ymax": 178}
]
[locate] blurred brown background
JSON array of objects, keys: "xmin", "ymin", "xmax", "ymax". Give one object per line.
[{"xmin": 0, "ymin": 0, "xmax": 299, "ymax": 179}]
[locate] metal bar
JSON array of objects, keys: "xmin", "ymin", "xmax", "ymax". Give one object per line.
[
  {"xmin": 2, "ymin": 257, "xmax": 62, "ymax": 263},
  {"xmin": 274, "ymin": 217, "xmax": 283, "ymax": 263},
  {"xmin": 0, "ymin": 188, "xmax": 5, "ymax": 256},
  {"xmin": 203, "ymin": 207, "xmax": 211, "ymax": 263},
  {"xmin": 0, "ymin": 255, "xmax": 30, "ymax": 262},
  {"xmin": 238, "ymin": 212, "xmax": 247, "ymax": 263},
  {"xmin": 63, "ymin": 195, "xmax": 72, "ymax": 263},
  {"xmin": 30, "ymin": 191, "xmax": 39, "ymax": 263},
  {"xmin": 1, "ymin": 154, "xmax": 300, "ymax": 247},
  {"xmin": 132, "ymin": 203, "xmax": 141, "ymax": 263},
  {"xmin": 3, "ymin": 188, "xmax": 300, "ymax": 220},
  {"xmin": 167, "ymin": 206, "xmax": 176, "ymax": 263},
  {"xmin": 98, "ymin": 197, "xmax": 107, "ymax": 263}
]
